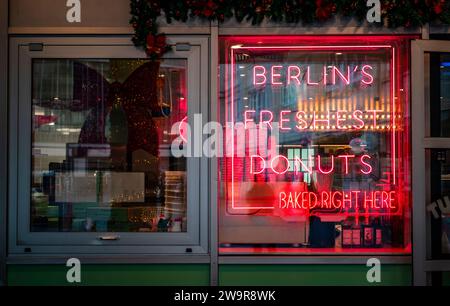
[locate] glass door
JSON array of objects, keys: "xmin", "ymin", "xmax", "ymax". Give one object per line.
[
  {"xmin": 412, "ymin": 39, "xmax": 450, "ymax": 285},
  {"xmin": 9, "ymin": 36, "xmax": 209, "ymax": 255}
]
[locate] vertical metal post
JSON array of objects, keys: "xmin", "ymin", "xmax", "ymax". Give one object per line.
[
  {"xmin": 209, "ymin": 21, "xmax": 219, "ymax": 286},
  {"xmin": 421, "ymin": 24, "xmax": 430, "ymax": 40},
  {"xmin": 0, "ymin": 0, "xmax": 8, "ymax": 287},
  {"xmin": 411, "ymin": 40, "xmax": 427, "ymax": 286}
]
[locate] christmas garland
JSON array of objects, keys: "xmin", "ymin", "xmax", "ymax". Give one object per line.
[{"xmin": 130, "ymin": 0, "xmax": 450, "ymax": 59}]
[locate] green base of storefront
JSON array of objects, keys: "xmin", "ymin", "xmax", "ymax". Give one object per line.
[
  {"xmin": 5, "ymin": 264, "xmax": 420, "ymax": 286},
  {"xmin": 219, "ymin": 265, "xmax": 414, "ymax": 286},
  {"xmin": 7, "ymin": 264, "xmax": 210, "ymax": 286}
]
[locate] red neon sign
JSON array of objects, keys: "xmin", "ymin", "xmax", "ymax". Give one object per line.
[
  {"xmin": 250, "ymin": 154, "xmax": 373, "ymax": 176},
  {"xmin": 252, "ymin": 64, "xmax": 375, "ymax": 87},
  {"xmin": 243, "ymin": 109, "xmax": 390, "ymax": 131},
  {"xmin": 278, "ymin": 190, "xmax": 396, "ymax": 211}
]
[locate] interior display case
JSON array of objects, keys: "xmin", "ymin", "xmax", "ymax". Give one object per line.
[
  {"xmin": 218, "ymin": 36, "xmax": 413, "ymax": 255},
  {"xmin": 31, "ymin": 57, "xmax": 188, "ymax": 233}
]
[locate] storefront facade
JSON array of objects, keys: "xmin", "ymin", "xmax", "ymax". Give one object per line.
[{"xmin": 1, "ymin": 0, "xmax": 450, "ymax": 286}]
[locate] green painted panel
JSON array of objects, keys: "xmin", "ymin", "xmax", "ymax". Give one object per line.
[
  {"xmin": 219, "ymin": 264, "xmax": 412, "ymax": 286},
  {"xmin": 7, "ymin": 264, "xmax": 210, "ymax": 286},
  {"xmin": 8, "ymin": 263, "xmax": 412, "ymax": 286}
]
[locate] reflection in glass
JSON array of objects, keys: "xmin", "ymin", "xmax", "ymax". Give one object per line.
[
  {"xmin": 32, "ymin": 59, "xmax": 187, "ymax": 233},
  {"xmin": 428, "ymin": 149, "xmax": 450, "ymax": 258}
]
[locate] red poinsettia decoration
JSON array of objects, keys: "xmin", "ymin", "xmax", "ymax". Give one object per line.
[
  {"xmin": 202, "ymin": 0, "xmax": 218, "ymax": 18},
  {"xmin": 191, "ymin": 0, "xmax": 218, "ymax": 19},
  {"xmin": 146, "ymin": 33, "xmax": 167, "ymax": 58},
  {"xmin": 315, "ymin": 0, "xmax": 336, "ymax": 21},
  {"xmin": 433, "ymin": 0, "xmax": 445, "ymax": 14}
]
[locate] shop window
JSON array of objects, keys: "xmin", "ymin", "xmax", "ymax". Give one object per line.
[
  {"xmin": 10, "ymin": 37, "xmax": 209, "ymax": 254},
  {"xmin": 219, "ymin": 36, "xmax": 413, "ymax": 254}
]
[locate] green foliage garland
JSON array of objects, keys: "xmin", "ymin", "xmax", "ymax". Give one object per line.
[{"xmin": 130, "ymin": 0, "xmax": 450, "ymax": 58}]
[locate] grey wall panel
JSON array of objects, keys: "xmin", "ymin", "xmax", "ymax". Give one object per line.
[
  {"xmin": 10, "ymin": 0, "xmax": 130, "ymax": 27},
  {"xmin": 0, "ymin": 0, "xmax": 8, "ymax": 286}
]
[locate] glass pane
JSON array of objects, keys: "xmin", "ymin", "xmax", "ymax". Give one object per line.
[
  {"xmin": 427, "ymin": 149, "xmax": 450, "ymax": 259},
  {"xmin": 429, "ymin": 52, "xmax": 450, "ymax": 137},
  {"xmin": 219, "ymin": 36, "xmax": 412, "ymax": 254},
  {"xmin": 32, "ymin": 59, "xmax": 188, "ymax": 233}
]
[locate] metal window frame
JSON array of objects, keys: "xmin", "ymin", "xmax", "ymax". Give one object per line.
[
  {"xmin": 209, "ymin": 21, "xmax": 219, "ymax": 286},
  {"xmin": 411, "ymin": 39, "xmax": 450, "ymax": 285},
  {"xmin": 0, "ymin": 0, "xmax": 8, "ymax": 287},
  {"xmin": 206, "ymin": 29, "xmax": 423, "ymax": 288},
  {"xmin": 8, "ymin": 36, "xmax": 210, "ymax": 256}
]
